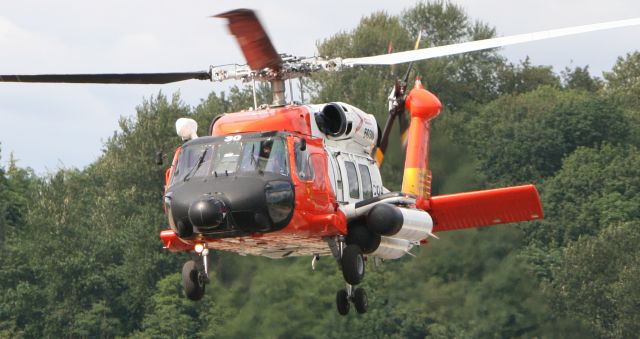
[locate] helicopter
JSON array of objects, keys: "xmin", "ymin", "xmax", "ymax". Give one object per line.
[{"xmin": 2, "ymin": 9, "xmax": 639, "ymax": 316}]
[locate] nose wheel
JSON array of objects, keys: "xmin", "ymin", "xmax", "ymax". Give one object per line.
[
  {"xmin": 182, "ymin": 260, "xmax": 206, "ymax": 300},
  {"xmin": 182, "ymin": 244, "xmax": 210, "ymax": 301}
]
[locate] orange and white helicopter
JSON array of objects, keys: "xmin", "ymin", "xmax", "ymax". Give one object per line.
[{"xmin": 2, "ymin": 9, "xmax": 639, "ymax": 315}]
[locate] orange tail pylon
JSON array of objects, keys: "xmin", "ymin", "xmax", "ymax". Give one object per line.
[{"xmin": 401, "ymin": 79, "xmax": 442, "ymax": 199}]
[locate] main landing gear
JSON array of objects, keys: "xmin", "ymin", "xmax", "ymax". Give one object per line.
[
  {"xmin": 334, "ymin": 238, "xmax": 368, "ymax": 315},
  {"xmin": 182, "ymin": 243, "xmax": 210, "ymax": 301}
]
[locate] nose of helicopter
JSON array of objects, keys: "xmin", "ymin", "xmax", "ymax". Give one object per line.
[{"xmin": 165, "ymin": 173, "xmax": 294, "ymax": 238}]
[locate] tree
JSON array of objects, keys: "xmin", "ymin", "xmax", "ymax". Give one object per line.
[
  {"xmin": 402, "ymin": 1, "xmax": 505, "ymax": 109},
  {"xmin": 529, "ymin": 144, "xmax": 640, "ymax": 247},
  {"xmin": 496, "ymin": 58, "xmax": 560, "ymax": 95},
  {"xmin": 518, "ymin": 145, "xmax": 640, "ymax": 337},
  {"xmin": 561, "ymin": 65, "xmax": 603, "ymax": 92},
  {"xmin": 603, "ymin": 51, "xmax": 640, "ymax": 145},
  {"xmin": 603, "ymin": 51, "xmax": 640, "ymax": 107},
  {"xmin": 138, "ymin": 273, "xmax": 201, "ymax": 339},
  {"xmin": 464, "ymin": 87, "xmax": 630, "ymax": 185},
  {"xmin": 548, "ymin": 221, "xmax": 640, "ymax": 338}
]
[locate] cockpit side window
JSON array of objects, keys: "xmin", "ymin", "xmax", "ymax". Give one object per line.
[
  {"xmin": 238, "ymin": 138, "xmax": 289, "ymax": 175},
  {"xmin": 294, "ymin": 141, "xmax": 314, "ymax": 181},
  {"xmin": 172, "ymin": 145, "xmax": 208, "ymax": 183},
  {"xmin": 263, "ymin": 138, "xmax": 288, "ymax": 175}
]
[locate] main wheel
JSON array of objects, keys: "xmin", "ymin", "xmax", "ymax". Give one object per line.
[
  {"xmin": 342, "ymin": 244, "xmax": 365, "ymax": 285},
  {"xmin": 182, "ymin": 260, "xmax": 205, "ymax": 301},
  {"xmin": 336, "ymin": 289, "xmax": 350, "ymax": 316},
  {"xmin": 353, "ymin": 288, "xmax": 368, "ymax": 314}
]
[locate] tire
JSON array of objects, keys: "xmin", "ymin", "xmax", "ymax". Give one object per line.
[
  {"xmin": 182, "ymin": 260, "xmax": 205, "ymax": 301},
  {"xmin": 353, "ymin": 288, "xmax": 368, "ymax": 314},
  {"xmin": 336, "ymin": 289, "xmax": 350, "ymax": 316},
  {"xmin": 342, "ymin": 244, "xmax": 365, "ymax": 285}
]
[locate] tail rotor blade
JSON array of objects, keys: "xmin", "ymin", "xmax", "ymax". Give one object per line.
[
  {"xmin": 375, "ymin": 32, "xmax": 423, "ymax": 166},
  {"xmin": 398, "ymin": 107, "xmax": 410, "ymax": 152}
]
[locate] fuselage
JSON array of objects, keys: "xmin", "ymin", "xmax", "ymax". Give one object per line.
[{"xmin": 162, "ymin": 103, "xmax": 384, "ymax": 258}]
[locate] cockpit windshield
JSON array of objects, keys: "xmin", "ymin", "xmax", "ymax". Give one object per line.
[{"xmin": 171, "ymin": 136, "xmax": 289, "ymax": 185}]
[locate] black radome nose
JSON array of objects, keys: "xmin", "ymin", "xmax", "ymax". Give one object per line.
[{"xmin": 188, "ymin": 197, "xmax": 225, "ymax": 227}]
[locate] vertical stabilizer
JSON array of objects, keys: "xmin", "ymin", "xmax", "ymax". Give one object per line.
[{"xmin": 401, "ymin": 80, "xmax": 442, "ymax": 199}]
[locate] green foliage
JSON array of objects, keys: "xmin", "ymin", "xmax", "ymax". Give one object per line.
[
  {"xmin": 548, "ymin": 222, "xmax": 640, "ymax": 338},
  {"xmin": 603, "ymin": 51, "xmax": 640, "ymax": 106},
  {"xmin": 496, "ymin": 57, "xmax": 561, "ymax": 95},
  {"xmin": 137, "ymin": 273, "xmax": 228, "ymax": 338},
  {"xmin": 519, "ymin": 145, "xmax": 640, "ymax": 337},
  {"xmin": 562, "ymin": 65, "xmax": 604, "ymax": 92},
  {"xmin": 403, "ymin": 2, "xmax": 504, "ymax": 110},
  {"xmin": 603, "ymin": 51, "xmax": 640, "ymax": 145},
  {"xmin": 530, "ymin": 144, "xmax": 640, "ymax": 247},
  {"xmin": 465, "ymin": 87, "xmax": 629, "ymax": 185}
]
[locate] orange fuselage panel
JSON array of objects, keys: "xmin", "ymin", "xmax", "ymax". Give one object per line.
[{"xmin": 211, "ymin": 105, "xmax": 313, "ymax": 137}]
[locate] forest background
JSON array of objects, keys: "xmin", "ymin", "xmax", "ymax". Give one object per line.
[{"xmin": 1, "ymin": 2, "xmax": 639, "ymax": 338}]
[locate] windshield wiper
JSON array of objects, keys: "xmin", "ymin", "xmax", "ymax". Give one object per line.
[{"xmin": 183, "ymin": 148, "xmax": 208, "ymax": 182}]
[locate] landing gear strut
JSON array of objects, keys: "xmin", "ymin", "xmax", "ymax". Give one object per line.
[
  {"xmin": 333, "ymin": 237, "xmax": 368, "ymax": 315},
  {"xmin": 182, "ymin": 243, "xmax": 210, "ymax": 301}
]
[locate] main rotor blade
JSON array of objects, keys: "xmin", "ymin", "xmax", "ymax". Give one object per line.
[
  {"xmin": 344, "ymin": 17, "xmax": 640, "ymax": 66},
  {"xmin": 0, "ymin": 71, "xmax": 212, "ymax": 84},
  {"xmin": 214, "ymin": 9, "xmax": 282, "ymax": 71}
]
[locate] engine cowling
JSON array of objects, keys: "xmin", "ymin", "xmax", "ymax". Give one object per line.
[{"xmin": 312, "ymin": 102, "xmax": 378, "ymax": 154}]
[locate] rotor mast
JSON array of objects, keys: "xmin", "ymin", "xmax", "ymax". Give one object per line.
[{"xmin": 271, "ymin": 79, "xmax": 286, "ymax": 106}]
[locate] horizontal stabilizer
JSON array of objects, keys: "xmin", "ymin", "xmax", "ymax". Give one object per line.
[{"xmin": 428, "ymin": 185, "xmax": 543, "ymax": 232}]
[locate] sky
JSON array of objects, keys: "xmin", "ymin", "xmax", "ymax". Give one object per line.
[{"xmin": 1, "ymin": 0, "xmax": 639, "ymax": 173}]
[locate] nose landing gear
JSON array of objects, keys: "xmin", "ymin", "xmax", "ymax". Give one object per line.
[{"xmin": 182, "ymin": 243, "xmax": 210, "ymax": 301}]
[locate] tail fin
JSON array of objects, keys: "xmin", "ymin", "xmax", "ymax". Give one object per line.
[{"xmin": 401, "ymin": 79, "xmax": 441, "ymax": 199}]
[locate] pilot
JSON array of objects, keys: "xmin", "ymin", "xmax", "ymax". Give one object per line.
[
  {"xmin": 257, "ymin": 141, "xmax": 273, "ymax": 171},
  {"xmin": 259, "ymin": 140, "xmax": 286, "ymax": 174}
]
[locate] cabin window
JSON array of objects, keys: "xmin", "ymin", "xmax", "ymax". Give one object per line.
[
  {"xmin": 359, "ymin": 164, "xmax": 373, "ymax": 199},
  {"xmin": 294, "ymin": 141, "xmax": 314, "ymax": 181},
  {"xmin": 345, "ymin": 161, "xmax": 360, "ymax": 199}
]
